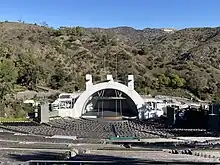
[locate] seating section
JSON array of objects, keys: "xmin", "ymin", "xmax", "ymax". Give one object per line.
[
  {"xmin": 163, "ymin": 128, "xmax": 214, "ymax": 137},
  {"xmin": 1, "ymin": 122, "xmax": 67, "ymax": 136},
  {"xmin": 0, "ymin": 118, "xmax": 214, "ymax": 139}
]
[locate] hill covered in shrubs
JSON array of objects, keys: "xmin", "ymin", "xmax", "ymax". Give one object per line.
[{"xmin": 1, "ymin": 21, "xmax": 220, "ymax": 116}]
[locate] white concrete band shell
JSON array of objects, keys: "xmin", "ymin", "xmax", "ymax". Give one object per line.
[
  {"xmin": 52, "ymin": 74, "xmax": 145, "ymax": 119},
  {"xmin": 72, "ymin": 76, "xmax": 145, "ymax": 118}
]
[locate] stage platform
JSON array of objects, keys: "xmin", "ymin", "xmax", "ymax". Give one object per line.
[{"xmin": 82, "ymin": 110, "xmax": 137, "ymax": 120}]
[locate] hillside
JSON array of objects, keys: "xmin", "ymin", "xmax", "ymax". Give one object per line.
[{"xmin": 1, "ymin": 22, "xmax": 220, "ymax": 116}]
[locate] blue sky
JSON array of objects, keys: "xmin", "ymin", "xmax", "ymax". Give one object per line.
[{"xmin": 0, "ymin": 0, "xmax": 219, "ymax": 29}]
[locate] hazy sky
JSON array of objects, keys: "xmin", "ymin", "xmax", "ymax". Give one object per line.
[{"xmin": 0, "ymin": 0, "xmax": 219, "ymax": 29}]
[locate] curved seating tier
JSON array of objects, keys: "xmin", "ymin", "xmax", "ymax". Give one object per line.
[{"xmin": 0, "ymin": 118, "xmax": 214, "ymax": 138}]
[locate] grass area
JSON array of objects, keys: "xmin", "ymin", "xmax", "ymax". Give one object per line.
[{"xmin": 0, "ymin": 117, "xmax": 29, "ymax": 122}]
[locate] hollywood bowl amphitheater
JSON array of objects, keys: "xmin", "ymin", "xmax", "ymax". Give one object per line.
[{"xmin": 1, "ymin": 74, "xmax": 220, "ymax": 164}]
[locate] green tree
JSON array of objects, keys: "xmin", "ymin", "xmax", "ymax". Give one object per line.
[
  {"xmin": 0, "ymin": 59, "xmax": 18, "ymax": 100},
  {"xmin": 99, "ymin": 34, "xmax": 109, "ymax": 47},
  {"xmin": 0, "ymin": 59, "xmax": 18, "ymax": 117},
  {"xmin": 75, "ymin": 26, "xmax": 83, "ymax": 36},
  {"xmin": 49, "ymin": 65, "xmax": 66, "ymax": 89},
  {"xmin": 15, "ymin": 53, "xmax": 40, "ymax": 89},
  {"xmin": 187, "ymin": 75, "xmax": 207, "ymax": 97},
  {"xmin": 158, "ymin": 74, "xmax": 170, "ymax": 86},
  {"xmin": 170, "ymin": 74, "xmax": 185, "ymax": 88}
]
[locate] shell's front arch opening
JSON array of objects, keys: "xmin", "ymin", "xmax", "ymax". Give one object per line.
[{"xmin": 82, "ymin": 88, "xmax": 138, "ymax": 118}]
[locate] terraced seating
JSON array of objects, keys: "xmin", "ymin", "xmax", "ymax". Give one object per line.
[
  {"xmin": 1, "ymin": 122, "xmax": 66, "ymax": 136},
  {"xmin": 163, "ymin": 128, "xmax": 214, "ymax": 137},
  {"xmin": 0, "ymin": 118, "xmax": 216, "ymax": 139},
  {"xmin": 0, "ymin": 119, "xmax": 164, "ymax": 138}
]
